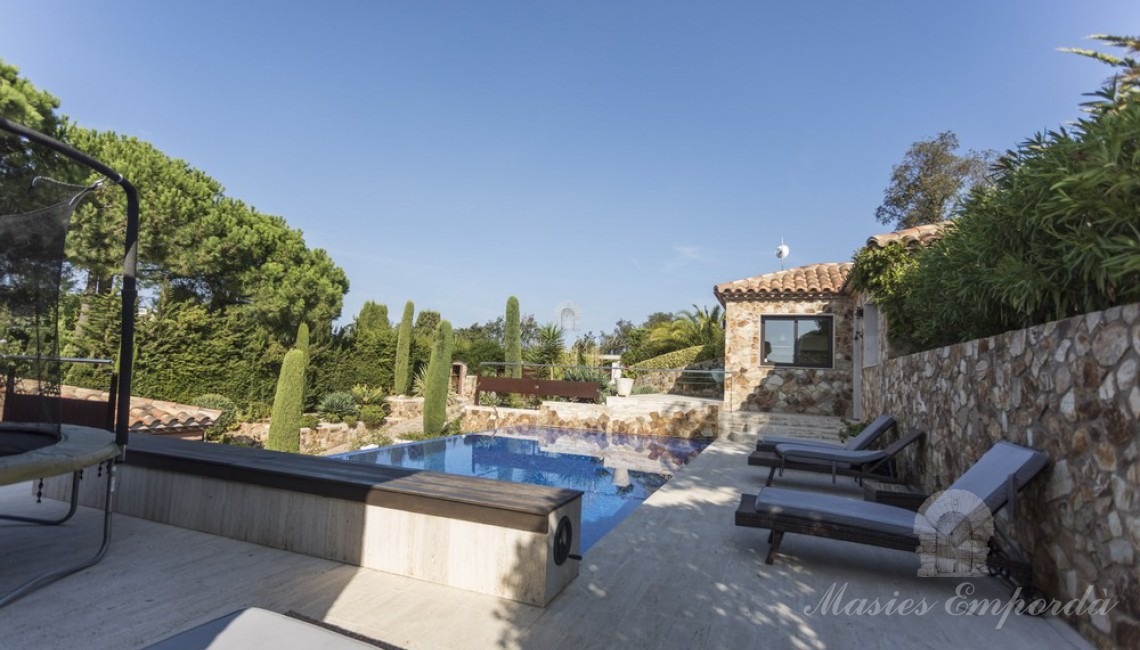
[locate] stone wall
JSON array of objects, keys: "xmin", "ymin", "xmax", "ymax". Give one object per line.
[
  {"xmin": 462, "ymin": 399, "xmax": 720, "ymax": 439},
  {"xmin": 723, "ymin": 296, "xmax": 854, "ymax": 417},
  {"xmin": 861, "ymin": 303, "xmax": 1140, "ymax": 649}
]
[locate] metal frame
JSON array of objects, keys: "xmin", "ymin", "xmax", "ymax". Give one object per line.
[{"xmin": 0, "ymin": 117, "xmax": 137, "ymax": 607}]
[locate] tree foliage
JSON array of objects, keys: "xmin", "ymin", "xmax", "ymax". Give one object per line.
[
  {"xmin": 355, "ymin": 301, "xmax": 390, "ymax": 335},
  {"xmin": 1, "ymin": 62, "xmax": 350, "ymax": 413},
  {"xmin": 874, "ymin": 131, "xmax": 993, "ymax": 230},
  {"xmin": 422, "ymin": 320, "xmax": 453, "ymax": 436},
  {"xmin": 855, "ymin": 39, "xmax": 1140, "ymax": 352}
]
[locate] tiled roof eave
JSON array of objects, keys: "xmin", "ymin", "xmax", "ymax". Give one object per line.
[{"xmin": 717, "ymin": 289, "xmax": 846, "ymax": 302}]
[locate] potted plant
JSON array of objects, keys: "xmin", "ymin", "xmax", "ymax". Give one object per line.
[{"xmin": 615, "ymin": 367, "xmax": 637, "ymax": 397}]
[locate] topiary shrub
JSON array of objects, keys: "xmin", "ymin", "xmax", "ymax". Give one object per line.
[
  {"xmin": 505, "ymin": 296, "xmax": 521, "ymax": 378},
  {"xmin": 318, "ymin": 391, "xmax": 358, "ymax": 421},
  {"xmin": 267, "ymin": 349, "xmax": 305, "ymax": 453},
  {"xmin": 393, "ymin": 301, "xmax": 415, "ymax": 395},
  {"xmin": 194, "ymin": 393, "xmax": 237, "ymax": 441},
  {"xmin": 422, "ymin": 320, "xmax": 453, "ymax": 436}
]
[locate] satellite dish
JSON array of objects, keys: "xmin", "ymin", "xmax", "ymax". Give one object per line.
[{"xmin": 554, "ymin": 301, "xmax": 582, "ymax": 331}]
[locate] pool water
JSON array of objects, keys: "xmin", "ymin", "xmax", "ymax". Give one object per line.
[{"xmin": 335, "ymin": 426, "xmax": 710, "ymax": 552}]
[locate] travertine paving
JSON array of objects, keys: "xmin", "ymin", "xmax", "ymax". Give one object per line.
[{"xmin": 0, "ymin": 435, "xmax": 1091, "ymax": 649}]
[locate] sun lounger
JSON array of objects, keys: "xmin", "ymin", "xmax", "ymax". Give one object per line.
[
  {"xmin": 735, "ymin": 440, "xmax": 1050, "ymax": 570},
  {"xmin": 749, "ymin": 427, "xmax": 924, "ymax": 486},
  {"xmin": 755, "ymin": 414, "xmax": 895, "ymax": 453}
]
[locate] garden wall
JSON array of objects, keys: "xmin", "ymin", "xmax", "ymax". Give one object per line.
[
  {"xmin": 462, "ymin": 399, "xmax": 719, "ymax": 439},
  {"xmin": 861, "ymin": 303, "xmax": 1140, "ymax": 649}
]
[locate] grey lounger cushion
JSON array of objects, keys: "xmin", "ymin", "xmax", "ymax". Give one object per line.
[
  {"xmin": 773, "ymin": 443, "xmax": 889, "ymax": 465},
  {"xmin": 753, "ymin": 487, "xmax": 929, "ymax": 540},
  {"xmin": 146, "ymin": 608, "xmax": 377, "ymax": 649}
]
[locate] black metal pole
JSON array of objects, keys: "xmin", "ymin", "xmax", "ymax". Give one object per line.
[{"xmin": 0, "ymin": 117, "xmax": 139, "ymax": 450}]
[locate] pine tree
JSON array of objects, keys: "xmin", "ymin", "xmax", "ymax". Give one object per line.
[
  {"xmin": 505, "ymin": 296, "xmax": 521, "ymax": 378},
  {"xmin": 422, "ymin": 320, "xmax": 453, "ymax": 436},
  {"xmin": 393, "ymin": 300, "xmax": 414, "ymax": 395},
  {"xmin": 266, "ymin": 349, "xmax": 305, "ymax": 452}
]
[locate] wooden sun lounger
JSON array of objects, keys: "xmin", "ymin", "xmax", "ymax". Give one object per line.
[{"xmin": 749, "ymin": 428, "xmax": 924, "ymax": 486}]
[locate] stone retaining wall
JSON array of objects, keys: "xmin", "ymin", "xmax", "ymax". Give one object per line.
[
  {"xmin": 861, "ymin": 303, "xmax": 1140, "ymax": 649},
  {"xmin": 462, "ymin": 401, "xmax": 719, "ymax": 439}
]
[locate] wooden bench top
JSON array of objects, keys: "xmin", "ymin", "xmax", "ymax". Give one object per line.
[{"xmin": 125, "ymin": 434, "xmax": 582, "ymax": 534}]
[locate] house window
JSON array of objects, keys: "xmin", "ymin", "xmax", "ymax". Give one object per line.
[{"xmin": 761, "ymin": 315, "xmax": 834, "ymax": 368}]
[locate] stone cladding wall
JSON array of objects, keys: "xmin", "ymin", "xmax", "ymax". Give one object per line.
[
  {"xmin": 722, "ymin": 296, "xmax": 854, "ymax": 417},
  {"xmin": 861, "ymin": 303, "xmax": 1140, "ymax": 649}
]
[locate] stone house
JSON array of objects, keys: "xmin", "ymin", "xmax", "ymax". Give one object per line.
[
  {"xmin": 715, "ymin": 262, "xmax": 855, "ymax": 417},
  {"xmin": 714, "ymin": 223, "xmax": 947, "ymax": 420}
]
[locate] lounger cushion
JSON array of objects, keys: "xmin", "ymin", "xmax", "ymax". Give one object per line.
[
  {"xmin": 748, "ymin": 449, "xmax": 853, "ymax": 470},
  {"xmin": 842, "ymin": 415, "xmax": 896, "ymax": 451},
  {"xmin": 145, "ymin": 608, "xmax": 377, "ymax": 649},
  {"xmin": 774, "ymin": 443, "xmax": 888, "ymax": 465},
  {"xmin": 948, "ymin": 441, "xmax": 1050, "ymax": 513},
  {"xmin": 754, "ymin": 487, "xmax": 930, "ymax": 540},
  {"xmin": 756, "ymin": 435, "xmax": 841, "ymax": 454}
]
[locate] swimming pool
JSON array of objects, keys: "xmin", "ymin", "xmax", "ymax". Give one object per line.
[{"xmin": 334, "ymin": 426, "xmax": 710, "ymax": 551}]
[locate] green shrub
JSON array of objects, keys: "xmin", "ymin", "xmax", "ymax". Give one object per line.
[
  {"xmin": 359, "ymin": 404, "xmax": 388, "ymax": 429},
  {"xmin": 423, "ymin": 320, "xmax": 453, "ymax": 436},
  {"xmin": 351, "ymin": 384, "xmax": 386, "ymax": 405},
  {"xmin": 194, "ymin": 393, "xmax": 237, "ymax": 440},
  {"xmin": 393, "ymin": 301, "xmax": 414, "ymax": 395},
  {"xmin": 632, "ymin": 345, "xmax": 705, "ymax": 370},
  {"xmin": 318, "ymin": 391, "xmax": 358, "ymax": 419},
  {"xmin": 266, "ymin": 349, "xmax": 305, "ymax": 453},
  {"xmin": 343, "ymin": 415, "xmax": 359, "ymax": 428},
  {"xmin": 299, "ymin": 414, "xmax": 319, "ymax": 429},
  {"xmin": 239, "ymin": 401, "xmax": 272, "ymax": 423},
  {"xmin": 632, "ymin": 385, "xmax": 659, "ymax": 395}
]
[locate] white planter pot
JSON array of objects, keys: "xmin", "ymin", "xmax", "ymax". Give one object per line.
[{"xmin": 615, "ymin": 377, "xmax": 634, "ymax": 397}]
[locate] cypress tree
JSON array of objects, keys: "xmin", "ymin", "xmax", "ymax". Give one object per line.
[
  {"xmin": 393, "ymin": 300, "xmax": 414, "ymax": 395},
  {"xmin": 422, "ymin": 320, "xmax": 453, "ymax": 436},
  {"xmin": 266, "ymin": 349, "xmax": 305, "ymax": 452},
  {"xmin": 296, "ymin": 322, "xmax": 310, "ymax": 360},
  {"xmin": 505, "ymin": 296, "xmax": 521, "ymax": 378}
]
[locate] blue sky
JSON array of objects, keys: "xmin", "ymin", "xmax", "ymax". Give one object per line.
[{"xmin": 4, "ymin": 1, "xmax": 1136, "ymax": 336}]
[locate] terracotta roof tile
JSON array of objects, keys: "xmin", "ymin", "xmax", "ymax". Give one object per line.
[
  {"xmin": 714, "ymin": 262, "xmax": 852, "ymax": 303},
  {"xmin": 58, "ymin": 385, "xmax": 222, "ymax": 432},
  {"xmin": 865, "ymin": 222, "xmax": 949, "ymax": 249}
]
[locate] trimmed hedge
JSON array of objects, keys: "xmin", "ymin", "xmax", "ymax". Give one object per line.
[{"xmin": 632, "ymin": 345, "xmax": 705, "ymax": 370}]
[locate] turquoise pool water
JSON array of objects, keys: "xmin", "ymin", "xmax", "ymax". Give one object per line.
[{"xmin": 334, "ymin": 426, "xmax": 710, "ymax": 551}]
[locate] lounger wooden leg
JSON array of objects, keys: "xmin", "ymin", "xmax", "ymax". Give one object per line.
[
  {"xmin": 766, "ymin": 466, "xmax": 777, "ymax": 487},
  {"xmin": 766, "ymin": 531, "xmax": 784, "ymax": 565}
]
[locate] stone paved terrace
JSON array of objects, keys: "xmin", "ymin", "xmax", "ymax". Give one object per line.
[{"xmin": 0, "ymin": 436, "xmax": 1091, "ymax": 649}]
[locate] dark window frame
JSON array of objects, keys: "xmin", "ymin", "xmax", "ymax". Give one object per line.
[{"xmin": 760, "ymin": 314, "xmax": 835, "ymax": 369}]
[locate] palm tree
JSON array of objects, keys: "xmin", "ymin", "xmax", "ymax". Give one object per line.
[
  {"xmin": 529, "ymin": 323, "xmax": 565, "ymax": 378},
  {"xmin": 647, "ymin": 305, "xmax": 723, "ymax": 348}
]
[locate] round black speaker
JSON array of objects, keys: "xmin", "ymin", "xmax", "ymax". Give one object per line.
[{"xmin": 553, "ymin": 516, "xmax": 573, "ymax": 566}]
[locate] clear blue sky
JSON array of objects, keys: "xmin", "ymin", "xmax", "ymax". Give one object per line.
[{"xmin": 4, "ymin": 1, "xmax": 1136, "ymax": 336}]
